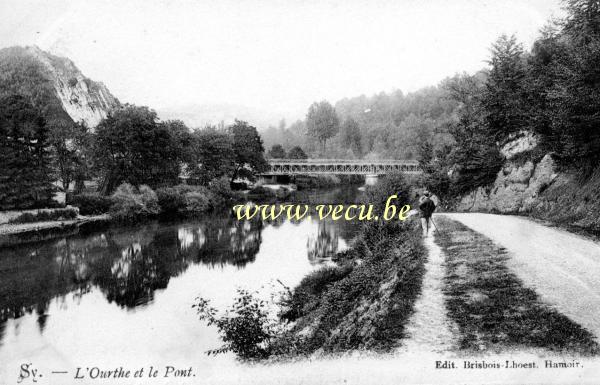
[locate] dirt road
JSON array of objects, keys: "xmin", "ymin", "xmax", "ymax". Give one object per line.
[{"xmin": 440, "ymin": 213, "xmax": 600, "ymax": 340}]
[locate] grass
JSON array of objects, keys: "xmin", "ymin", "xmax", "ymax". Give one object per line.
[
  {"xmin": 434, "ymin": 216, "xmax": 599, "ymax": 355},
  {"xmin": 7, "ymin": 207, "xmax": 78, "ymax": 224},
  {"xmin": 273, "ymin": 220, "xmax": 427, "ymax": 356}
]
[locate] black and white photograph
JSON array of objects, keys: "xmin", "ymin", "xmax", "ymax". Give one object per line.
[{"xmin": 1, "ymin": 1, "xmax": 600, "ymax": 384}]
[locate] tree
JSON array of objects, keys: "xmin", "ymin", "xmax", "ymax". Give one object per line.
[
  {"xmin": 228, "ymin": 120, "xmax": 268, "ymax": 183},
  {"xmin": 189, "ymin": 127, "xmax": 235, "ymax": 185},
  {"xmin": 49, "ymin": 121, "xmax": 91, "ymax": 191},
  {"xmin": 306, "ymin": 101, "xmax": 339, "ymax": 152},
  {"xmin": 546, "ymin": 0, "xmax": 600, "ymax": 167},
  {"xmin": 288, "ymin": 146, "xmax": 308, "ymax": 159},
  {"xmin": 268, "ymin": 144, "xmax": 286, "ymax": 159},
  {"xmin": 0, "ymin": 94, "xmax": 55, "ymax": 209},
  {"xmin": 483, "ymin": 34, "xmax": 528, "ymax": 141},
  {"xmin": 94, "ymin": 105, "xmax": 185, "ymax": 194},
  {"xmin": 340, "ymin": 118, "xmax": 362, "ymax": 156}
]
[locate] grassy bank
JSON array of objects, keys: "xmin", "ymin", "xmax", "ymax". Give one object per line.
[
  {"xmin": 434, "ymin": 216, "xmax": 599, "ymax": 355},
  {"xmin": 194, "ymin": 218, "xmax": 428, "ymax": 361},
  {"xmin": 273, "ymin": 220, "xmax": 426, "ymax": 356}
]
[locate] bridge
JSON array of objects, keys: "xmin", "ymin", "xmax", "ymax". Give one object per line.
[{"xmin": 263, "ymin": 159, "xmax": 422, "ymax": 176}]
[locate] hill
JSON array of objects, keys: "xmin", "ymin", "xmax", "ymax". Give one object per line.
[{"xmin": 0, "ymin": 46, "xmax": 119, "ymax": 128}]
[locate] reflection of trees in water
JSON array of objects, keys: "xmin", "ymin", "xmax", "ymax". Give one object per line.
[
  {"xmin": 197, "ymin": 218, "xmax": 263, "ymax": 268},
  {"xmin": 307, "ymin": 220, "xmax": 340, "ymax": 264},
  {"xmin": 306, "ymin": 219, "xmax": 362, "ymax": 264},
  {"xmin": 0, "ymin": 215, "xmax": 265, "ymax": 341}
]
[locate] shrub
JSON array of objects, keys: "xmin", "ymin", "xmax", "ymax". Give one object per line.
[
  {"xmin": 363, "ymin": 171, "xmax": 412, "ymax": 212},
  {"xmin": 156, "ymin": 187, "xmax": 187, "ymax": 215},
  {"xmin": 247, "ymin": 186, "xmax": 277, "ymax": 201},
  {"xmin": 193, "ymin": 289, "xmax": 276, "ymax": 360},
  {"xmin": 279, "ymin": 265, "xmax": 353, "ymax": 322},
  {"xmin": 69, "ymin": 194, "xmax": 114, "ymax": 215},
  {"xmin": 8, "ymin": 207, "xmax": 79, "ymax": 224},
  {"xmin": 209, "ymin": 177, "xmax": 241, "ymax": 207},
  {"xmin": 109, "ymin": 183, "xmax": 160, "ymax": 221},
  {"xmin": 184, "ymin": 190, "xmax": 211, "ymax": 213}
]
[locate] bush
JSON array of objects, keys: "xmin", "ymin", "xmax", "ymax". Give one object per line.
[
  {"xmin": 247, "ymin": 186, "xmax": 277, "ymax": 201},
  {"xmin": 184, "ymin": 189, "xmax": 211, "ymax": 213},
  {"xmin": 363, "ymin": 171, "xmax": 412, "ymax": 212},
  {"xmin": 9, "ymin": 207, "xmax": 79, "ymax": 224},
  {"xmin": 69, "ymin": 193, "xmax": 114, "ymax": 215},
  {"xmin": 156, "ymin": 187, "xmax": 187, "ymax": 215},
  {"xmin": 194, "ymin": 289, "xmax": 276, "ymax": 360},
  {"xmin": 209, "ymin": 177, "xmax": 241, "ymax": 207},
  {"xmin": 109, "ymin": 183, "xmax": 160, "ymax": 221},
  {"xmin": 279, "ymin": 265, "xmax": 353, "ymax": 322}
]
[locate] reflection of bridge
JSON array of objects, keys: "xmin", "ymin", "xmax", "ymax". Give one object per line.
[{"xmin": 263, "ymin": 159, "xmax": 422, "ymax": 176}]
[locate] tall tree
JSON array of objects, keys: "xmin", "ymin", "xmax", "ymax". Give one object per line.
[
  {"xmin": 0, "ymin": 95, "xmax": 55, "ymax": 209},
  {"xmin": 229, "ymin": 120, "xmax": 268, "ymax": 183},
  {"xmin": 94, "ymin": 105, "xmax": 184, "ymax": 194},
  {"xmin": 549, "ymin": 0, "xmax": 600, "ymax": 167},
  {"xmin": 189, "ymin": 127, "xmax": 235, "ymax": 186},
  {"xmin": 49, "ymin": 121, "xmax": 91, "ymax": 191},
  {"xmin": 305, "ymin": 101, "xmax": 339, "ymax": 152},
  {"xmin": 483, "ymin": 34, "xmax": 528, "ymax": 141},
  {"xmin": 340, "ymin": 118, "xmax": 362, "ymax": 156}
]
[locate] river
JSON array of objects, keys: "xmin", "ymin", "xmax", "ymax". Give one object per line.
[{"xmin": 0, "ymin": 187, "xmax": 362, "ymax": 383}]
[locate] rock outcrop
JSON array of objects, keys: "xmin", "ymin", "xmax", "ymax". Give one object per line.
[
  {"xmin": 457, "ymin": 131, "xmax": 558, "ymax": 214},
  {"xmin": 0, "ymin": 46, "xmax": 119, "ymax": 128}
]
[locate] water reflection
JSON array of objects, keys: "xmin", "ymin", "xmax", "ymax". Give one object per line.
[
  {"xmin": 0, "ymin": 217, "xmax": 359, "ymax": 345},
  {"xmin": 307, "ymin": 221, "xmax": 341, "ymax": 264}
]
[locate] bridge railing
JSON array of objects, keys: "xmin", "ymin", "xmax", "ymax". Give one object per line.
[
  {"xmin": 263, "ymin": 159, "xmax": 422, "ymax": 175},
  {"xmin": 268, "ymin": 158, "xmax": 420, "ymax": 165}
]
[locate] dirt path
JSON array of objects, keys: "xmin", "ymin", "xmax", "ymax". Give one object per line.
[
  {"xmin": 441, "ymin": 212, "xmax": 600, "ymax": 341},
  {"xmin": 399, "ymin": 230, "xmax": 457, "ymax": 353}
]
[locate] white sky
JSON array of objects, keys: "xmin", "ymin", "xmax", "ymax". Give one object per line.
[{"xmin": 0, "ymin": 0, "xmax": 563, "ymax": 121}]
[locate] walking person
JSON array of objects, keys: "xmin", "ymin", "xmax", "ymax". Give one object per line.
[{"xmin": 418, "ymin": 190, "xmax": 437, "ymax": 236}]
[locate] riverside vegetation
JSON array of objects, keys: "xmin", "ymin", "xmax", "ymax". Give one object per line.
[{"xmin": 194, "ymin": 173, "xmax": 427, "ymax": 360}]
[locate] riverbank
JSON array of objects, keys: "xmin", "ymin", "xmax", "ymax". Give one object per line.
[{"xmin": 0, "ymin": 213, "xmax": 111, "ymax": 247}]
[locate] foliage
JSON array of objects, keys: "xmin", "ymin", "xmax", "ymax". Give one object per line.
[
  {"xmin": 0, "ymin": 94, "xmax": 55, "ymax": 210},
  {"xmin": 268, "ymin": 144, "xmax": 286, "ymax": 158},
  {"xmin": 68, "ymin": 193, "xmax": 114, "ymax": 215},
  {"xmin": 156, "ymin": 187, "xmax": 188, "ymax": 215},
  {"xmin": 277, "ymin": 221, "xmax": 425, "ymax": 354},
  {"xmin": 109, "ymin": 183, "xmax": 160, "ymax": 221},
  {"xmin": 209, "ymin": 177, "xmax": 241, "ymax": 207},
  {"xmin": 287, "ymin": 146, "xmax": 308, "ymax": 159},
  {"xmin": 279, "ymin": 265, "xmax": 353, "ymax": 322},
  {"xmin": 229, "ymin": 120, "xmax": 268, "ymax": 183},
  {"xmin": 305, "ymin": 101, "xmax": 340, "ymax": 152},
  {"xmin": 363, "ymin": 171, "xmax": 412, "ymax": 212},
  {"xmin": 49, "ymin": 121, "xmax": 92, "ymax": 191},
  {"xmin": 483, "ymin": 34, "xmax": 529, "ymax": 142},
  {"xmin": 94, "ymin": 106, "xmax": 188, "ymax": 194},
  {"xmin": 184, "ymin": 189, "xmax": 211, "ymax": 213},
  {"xmin": 188, "ymin": 127, "xmax": 235, "ymax": 186},
  {"xmin": 156, "ymin": 182, "xmax": 239, "ymax": 216},
  {"xmin": 8, "ymin": 207, "xmax": 79, "ymax": 224},
  {"xmin": 193, "ymin": 289, "xmax": 276, "ymax": 360},
  {"xmin": 0, "ymin": 47, "xmax": 73, "ymax": 125},
  {"xmin": 339, "ymin": 118, "xmax": 362, "ymax": 156}
]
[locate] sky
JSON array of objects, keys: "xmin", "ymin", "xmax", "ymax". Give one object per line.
[{"xmin": 0, "ymin": 0, "xmax": 564, "ymax": 123}]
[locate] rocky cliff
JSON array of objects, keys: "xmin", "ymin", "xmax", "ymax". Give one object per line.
[
  {"xmin": 0, "ymin": 46, "xmax": 119, "ymax": 128},
  {"xmin": 457, "ymin": 131, "xmax": 557, "ymax": 214},
  {"xmin": 456, "ymin": 130, "xmax": 600, "ymax": 232}
]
